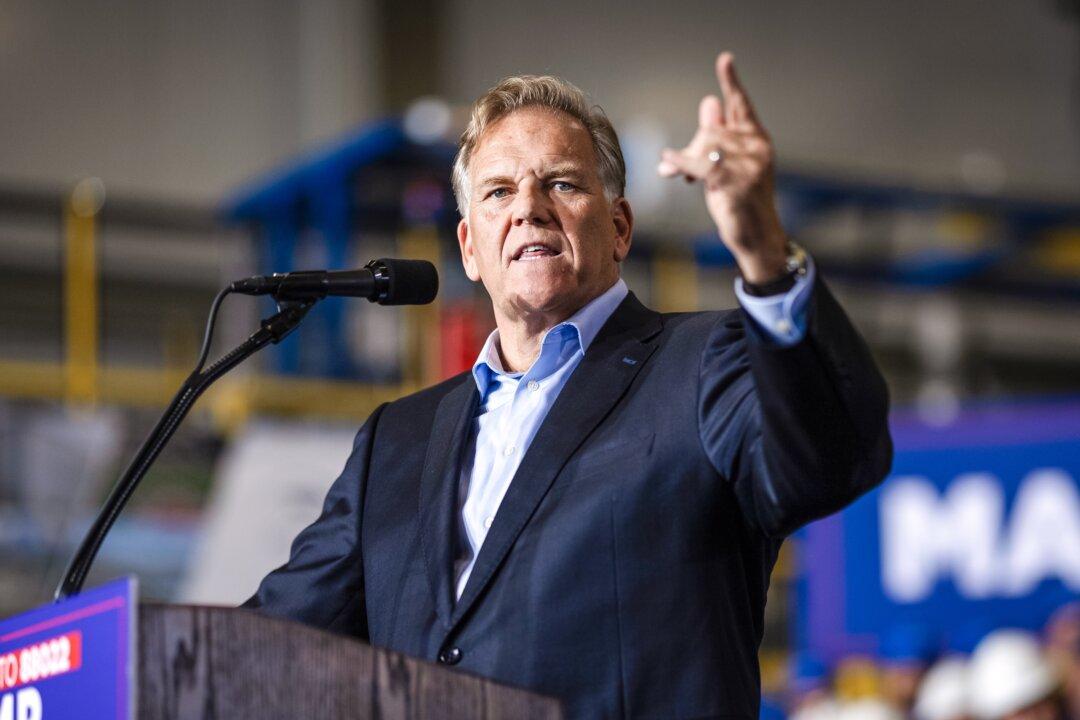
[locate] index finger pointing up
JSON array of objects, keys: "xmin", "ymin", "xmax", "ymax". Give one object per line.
[{"xmin": 716, "ymin": 52, "xmax": 759, "ymax": 128}]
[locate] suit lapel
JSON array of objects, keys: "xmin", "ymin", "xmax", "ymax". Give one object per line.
[
  {"xmin": 418, "ymin": 377, "xmax": 478, "ymax": 629},
  {"xmin": 448, "ymin": 292, "xmax": 662, "ymax": 631}
]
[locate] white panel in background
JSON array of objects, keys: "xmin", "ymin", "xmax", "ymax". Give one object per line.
[
  {"xmin": 179, "ymin": 420, "xmax": 359, "ymax": 605},
  {"xmin": 20, "ymin": 407, "xmax": 124, "ymax": 545}
]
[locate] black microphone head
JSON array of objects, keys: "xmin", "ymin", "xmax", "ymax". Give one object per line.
[{"xmin": 373, "ymin": 258, "xmax": 439, "ymax": 305}]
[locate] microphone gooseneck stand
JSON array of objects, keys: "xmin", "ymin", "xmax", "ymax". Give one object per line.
[{"xmin": 53, "ymin": 294, "xmax": 315, "ymax": 601}]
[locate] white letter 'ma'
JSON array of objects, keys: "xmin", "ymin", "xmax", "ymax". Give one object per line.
[{"xmin": 880, "ymin": 474, "xmax": 1002, "ymax": 602}]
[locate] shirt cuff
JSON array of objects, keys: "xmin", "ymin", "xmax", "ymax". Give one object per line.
[{"xmin": 733, "ymin": 254, "xmax": 816, "ymax": 347}]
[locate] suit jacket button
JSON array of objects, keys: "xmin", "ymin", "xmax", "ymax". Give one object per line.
[{"xmin": 438, "ymin": 647, "xmax": 463, "ymax": 665}]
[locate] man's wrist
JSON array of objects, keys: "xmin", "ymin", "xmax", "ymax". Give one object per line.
[
  {"xmin": 737, "ymin": 241, "xmax": 808, "ymax": 294},
  {"xmin": 738, "ymin": 256, "xmax": 788, "ymax": 285},
  {"xmin": 741, "ymin": 271, "xmax": 797, "ymax": 297},
  {"xmin": 734, "ymin": 246, "xmax": 815, "ymax": 346}
]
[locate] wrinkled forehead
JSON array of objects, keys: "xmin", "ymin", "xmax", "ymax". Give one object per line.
[{"xmin": 470, "ymin": 107, "xmax": 598, "ymax": 179}]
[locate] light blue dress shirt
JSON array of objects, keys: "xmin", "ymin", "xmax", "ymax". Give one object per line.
[
  {"xmin": 733, "ymin": 254, "xmax": 817, "ymax": 347},
  {"xmin": 453, "ymin": 262, "xmax": 816, "ymax": 599}
]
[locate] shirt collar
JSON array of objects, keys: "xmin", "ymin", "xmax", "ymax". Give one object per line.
[{"xmin": 471, "ymin": 278, "xmax": 629, "ymax": 396}]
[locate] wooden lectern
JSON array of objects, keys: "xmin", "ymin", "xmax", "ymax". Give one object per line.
[{"xmin": 138, "ymin": 603, "xmax": 562, "ymax": 719}]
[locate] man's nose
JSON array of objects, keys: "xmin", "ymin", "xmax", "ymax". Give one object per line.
[{"xmin": 511, "ymin": 182, "xmax": 554, "ymax": 226}]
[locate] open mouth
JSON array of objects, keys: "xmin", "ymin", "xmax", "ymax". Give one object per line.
[{"xmin": 513, "ymin": 243, "xmax": 561, "ymax": 261}]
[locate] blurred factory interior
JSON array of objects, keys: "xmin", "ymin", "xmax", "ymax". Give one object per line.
[{"xmin": 0, "ymin": 0, "xmax": 1078, "ymax": 717}]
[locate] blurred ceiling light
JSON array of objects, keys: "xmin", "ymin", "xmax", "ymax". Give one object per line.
[
  {"xmin": 70, "ymin": 177, "xmax": 106, "ymax": 217},
  {"xmin": 404, "ymin": 97, "xmax": 453, "ymax": 145},
  {"xmin": 959, "ymin": 150, "xmax": 1007, "ymax": 195}
]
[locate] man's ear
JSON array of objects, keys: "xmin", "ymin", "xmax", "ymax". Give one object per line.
[
  {"xmin": 457, "ymin": 218, "xmax": 481, "ymax": 281},
  {"xmin": 612, "ymin": 197, "xmax": 634, "ymax": 262}
]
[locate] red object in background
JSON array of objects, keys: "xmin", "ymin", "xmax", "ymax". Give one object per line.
[{"xmin": 440, "ymin": 302, "xmax": 490, "ymax": 379}]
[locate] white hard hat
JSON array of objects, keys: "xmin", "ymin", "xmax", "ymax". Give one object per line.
[
  {"xmin": 790, "ymin": 699, "xmax": 842, "ymax": 720},
  {"xmin": 914, "ymin": 657, "xmax": 969, "ymax": 720},
  {"xmin": 967, "ymin": 629, "xmax": 1059, "ymax": 720},
  {"xmin": 837, "ymin": 699, "xmax": 905, "ymax": 720}
]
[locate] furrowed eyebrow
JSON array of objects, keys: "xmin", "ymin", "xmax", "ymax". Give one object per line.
[
  {"xmin": 541, "ymin": 164, "xmax": 589, "ymax": 182},
  {"xmin": 474, "ymin": 165, "xmax": 591, "ymax": 192},
  {"xmin": 475, "ymin": 175, "xmax": 515, "ymax": 191}
]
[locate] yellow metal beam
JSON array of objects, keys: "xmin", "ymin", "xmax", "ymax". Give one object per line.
[
  {"xmin": 0, "ymin": 359, "xmax": 65, "ymax": 400},
  {"xmin": 63, "ymin": 181, "xmax": 102, "ymax": 405},
  {"xmin": 399, "ymin": 227, "xmax": 442, "ymax": 386},
  {"xmin": 0, "ymin": 359, "xmax": 418, "ymax": 424},
  {"xmin": 651, "ymin": 248, "xmax": 700, "ymax": 313}
]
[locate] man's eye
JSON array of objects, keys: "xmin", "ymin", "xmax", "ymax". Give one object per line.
[
  {"xmin": 489, "ymin": 188, "xmax": 510, "ymax": 199},
  {"xmin": 552, "ymin": 181, "xmax": 576, "ymax": 192}
]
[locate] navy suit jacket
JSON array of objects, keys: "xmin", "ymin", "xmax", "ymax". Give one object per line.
[{"xmin": 244, "ymin": 278, "xmax": 892, "ymax": 719}]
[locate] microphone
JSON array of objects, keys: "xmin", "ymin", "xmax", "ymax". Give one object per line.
[{"xmin": 230, "ymin": 258, "xmax": 439, "ymax": 305}]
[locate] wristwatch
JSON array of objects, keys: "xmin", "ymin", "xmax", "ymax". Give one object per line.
[{"xmin": 740, "ymin": 240, "xmax": 808, "ymax": 297}]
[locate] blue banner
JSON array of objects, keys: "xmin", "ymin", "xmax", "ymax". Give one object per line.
[
  {"xmin": 0, "ymin": 577, "xmax": 136, "ymax": 720},
  {"xmin": 797, "ymin": 399, "xmax": 1080, "ymax": 661}
]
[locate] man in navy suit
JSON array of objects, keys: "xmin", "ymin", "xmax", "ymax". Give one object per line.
[{"xmin": 245, "ymin": 53, "xmax": 892, "ymax": 718}]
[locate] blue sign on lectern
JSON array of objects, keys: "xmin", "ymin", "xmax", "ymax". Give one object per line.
[
  {"xmin": 0, "ymin": 577, "xmax": 136, "ymax": 720},
  {"xmin": 797, "ymin": 400, "xmax": 1080, "ymax": 661}
]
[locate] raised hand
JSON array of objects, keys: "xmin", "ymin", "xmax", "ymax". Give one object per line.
[{"xmin": 658, "ymin": 52, "xmax": 788, "ymax": 283}]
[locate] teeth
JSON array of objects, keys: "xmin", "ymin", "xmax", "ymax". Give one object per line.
[{"xmin": 515, "ymin": 244, "xmax": 557, "ymax": 259}]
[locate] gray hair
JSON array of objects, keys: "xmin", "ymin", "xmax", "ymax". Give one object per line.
[{"xmin": 451, "ymin": 75, "xmax": 626, "ymax": 214}]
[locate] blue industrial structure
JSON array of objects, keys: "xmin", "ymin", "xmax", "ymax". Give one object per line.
[{"xmin": 222, "ymin": 120, "xmax": 457, "ymax": 378}]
